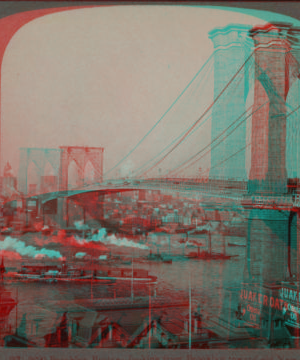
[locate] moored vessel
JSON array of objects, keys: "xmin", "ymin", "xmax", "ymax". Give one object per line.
[
  {"xmin": 227, "ymin": 242, "xmax": 246, "ymax": 247},
  {"xmin": 4, "ymin": 261, "xmax": 157, "ymax": 284},
  {"xmin": 146, "ymin": 252, "xmax": 172, "ymax": 263},
  {"xmin": 93, "ymin": 267, "xmax": 157, "ymax": 284},
  {"xmin": 5, "ymin": 264, "xmax": 94, "ymax": 283},
  {"xmin": 185, "ymin": 251, "xmax": 237, "ymax": 260}
]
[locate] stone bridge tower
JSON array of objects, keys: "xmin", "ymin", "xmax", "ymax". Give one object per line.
[
  {"xmin": 59, "ymin": 146, "xmax": 104, "ymax": 191},
  {"xmin": 208, "ymin": 23, "xmax": 300, "ymax": 286},
  {"xmin": 208, "ymin": 24, "xmax": 253, "ymax": 182},
  {"xmin": 18, "ymin": 146, "xmax": 104, "ymax": 195},
  {"xmin": 215, "ymin": 24, "xmax": 300, "ymax": 334},
  {"xmin": 248, "ymin": 23, "xmax": 300, "ymax": 195},
  {"xmin": 245, "ymin": 23, "xmax": 300, "ymax": 284}
]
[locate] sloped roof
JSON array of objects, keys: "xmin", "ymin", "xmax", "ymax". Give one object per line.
[
  {"xmin": 89, "ymin": 322, "xmax": 130, "ymax": 348},
  {"xmin": 127, "ymin": 315, "xmax": 178, "ymax": 348}
]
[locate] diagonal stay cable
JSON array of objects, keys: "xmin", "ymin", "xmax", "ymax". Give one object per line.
[
  {"xmin": 166, "ymin": 104, "xmax": 255, "ymax": 178},
  {"xmin": 168, "ymin": 89, "xmax": 300, "ymax": 178},
  {"xmin": 195, "ymin": 104, "xmax": 300, "ymax": 179},
  {"xmin": 166, "ymin": 101, "xmax": 264, "ymax": 177},
  {"xmin": 103, "ymin": 53, "xmax": 214, "ymax": 178},
  {"xmin": 140, "ymin": 52, "xmax": 255, "ymax": 178},
  {"xmin": 130, "ymin": 60, "xmax": 215, "ymax": 178},
  {"xmin": 135, "ymin": 55, "xmax": 243, "ymax": 179}
]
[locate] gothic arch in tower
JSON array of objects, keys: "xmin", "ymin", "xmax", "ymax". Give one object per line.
[
  {"xmin": 68, "ymin": 160, "xmax": 79, "ymax": 190},
  {"xmin": 84, "ymin": 160, "xmax": 95, "ymax": 185},
  {"xmin": 27, "ymin": 161, "xmax": 40, "ymax": 195}
]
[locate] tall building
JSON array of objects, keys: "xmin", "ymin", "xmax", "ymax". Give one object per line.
[{"xmin": 2, "ymin": 162, "xmax": 17, "ymax": 198}]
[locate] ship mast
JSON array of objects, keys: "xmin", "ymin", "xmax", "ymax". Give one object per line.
[
  {"xmin": 15, "ymin": 288, "xmax": 18, "ymax": 335},
  {"xmin": 0, "ymin": 254, "xmax": 5, "ymax": 282},
  {"xmin": 91, "ymin": 256, "xmax": 94, "ymax": 300},
  {"xmin": 131, "ymin": 256, "xmax": 134, "ymax": 302},
  {"xmin": 189, "ymin": 271, "xmax": 191, "ymax": 349}
]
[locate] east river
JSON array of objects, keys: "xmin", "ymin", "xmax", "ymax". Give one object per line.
[{"xmin": 0, "ymin": 232, "xmax": 247, "ymax": 346}]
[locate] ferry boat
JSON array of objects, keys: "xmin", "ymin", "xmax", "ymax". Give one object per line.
[
  {"xmin": 4, "ymin": 263, "xmax": 157, "ymax": 284},
  {"xmin": 5, "ymin": 264, "xmax": 94, "ymax": 283}
]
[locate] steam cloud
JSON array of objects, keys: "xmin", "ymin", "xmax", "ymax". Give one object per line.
[
  {"xmin": 74, "ymin": 220, "xmax": 89, "ymax": 231},
  {"xmin": 119, "ymin": 159, "xmax": 135, "ymax": 178},
  {"xmin": 91, "ymin": 229, "xmax": 149, "ymax": 250},
  {"xmin": 75, "ymin": 252, "xmax": 86, "ymax": 258},
  {"xmin": 0, "ymin": 236, "xmax": 63, "ymax": 259}
]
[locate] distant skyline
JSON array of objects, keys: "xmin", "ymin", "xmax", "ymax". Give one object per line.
[{"xmin": 1, "ymin": 5, "xmax": 299, "ymax": 179}]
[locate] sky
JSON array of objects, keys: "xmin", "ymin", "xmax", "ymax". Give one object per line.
[{"xmin": 1, "ymin": 5, "xmax": 299, "ymax": 179}]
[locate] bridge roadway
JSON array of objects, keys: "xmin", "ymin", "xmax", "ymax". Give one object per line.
[{"xmin": 25, "ymin": 179, "xmax": 299, "ymax": 212}]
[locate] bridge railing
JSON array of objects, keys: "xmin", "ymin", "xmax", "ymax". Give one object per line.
[{"xmin": 139, "ymin": 179, "xmax": 249, "ymax": 201}]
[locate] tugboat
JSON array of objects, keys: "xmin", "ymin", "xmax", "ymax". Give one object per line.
[
  {"xmin": 98, "ymin": 253, "xmax": 132, "ymax": 266},
  {"xmin": 133, "ymin": 250, "xmax": 172, "ymax": 264},
  {"xmin": 55, "ymin": 262, "xmax": 92, "ymax": 282},
  {"xmin": 185, "ymin": 231, "xmax": 238, "ymax": 260},
  {"xmin": 146, "ymin": 252, "xmax": 172, "ymax": 264},
  {"xmin": 0, "ymin": 256, "xmax": 5, "ymax": 281}
]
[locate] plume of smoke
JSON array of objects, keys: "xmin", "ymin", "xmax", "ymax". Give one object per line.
[
  {"xmin": 92, "ymin": 229, "xmax": 149, "ymax": 250},
  {"xmin": 119, "ymin": 159, "xmax": 135, "ymax": 178},
  {"xmin": 91, "ymin": 228, "xmax": 107, "ymax": 241},
  {"xmin": 74, "ymin": 220, "xmax": 89, "ymax": 230},
  {"xmin": 34, "ymin": 231, "xmax": 108, "ymax": 252},
  {"xmin": 72, "ymin": 235, "xmax": 108, "ymax": 251},
  {"xmin": 75, "ymin": 252, "xmax": 86, "ymax": 258},
  {"xmin": 148, "ymin": 233, "xmax": 169, "ymax": 245},
  {"xmin": 0, "ymin": 236, "xmax": 63, "ymax": 259},
  {"xmin": 105, "ymin": 234, "xmax": 149, "ymax": 249}
]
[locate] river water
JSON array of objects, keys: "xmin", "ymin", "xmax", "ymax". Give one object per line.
[{"xmin": 1, "ymin": 232, "xmax": 247, "ymax": 346}]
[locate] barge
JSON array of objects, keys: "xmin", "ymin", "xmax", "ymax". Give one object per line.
[{"xmin": 94, "ymin": 267, "xmax": 157, "ymax": 284}]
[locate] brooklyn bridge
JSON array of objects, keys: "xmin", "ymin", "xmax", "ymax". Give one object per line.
[{"xmin": 2, "ymin": 19, "xmax": 300, "ymax": 349}]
